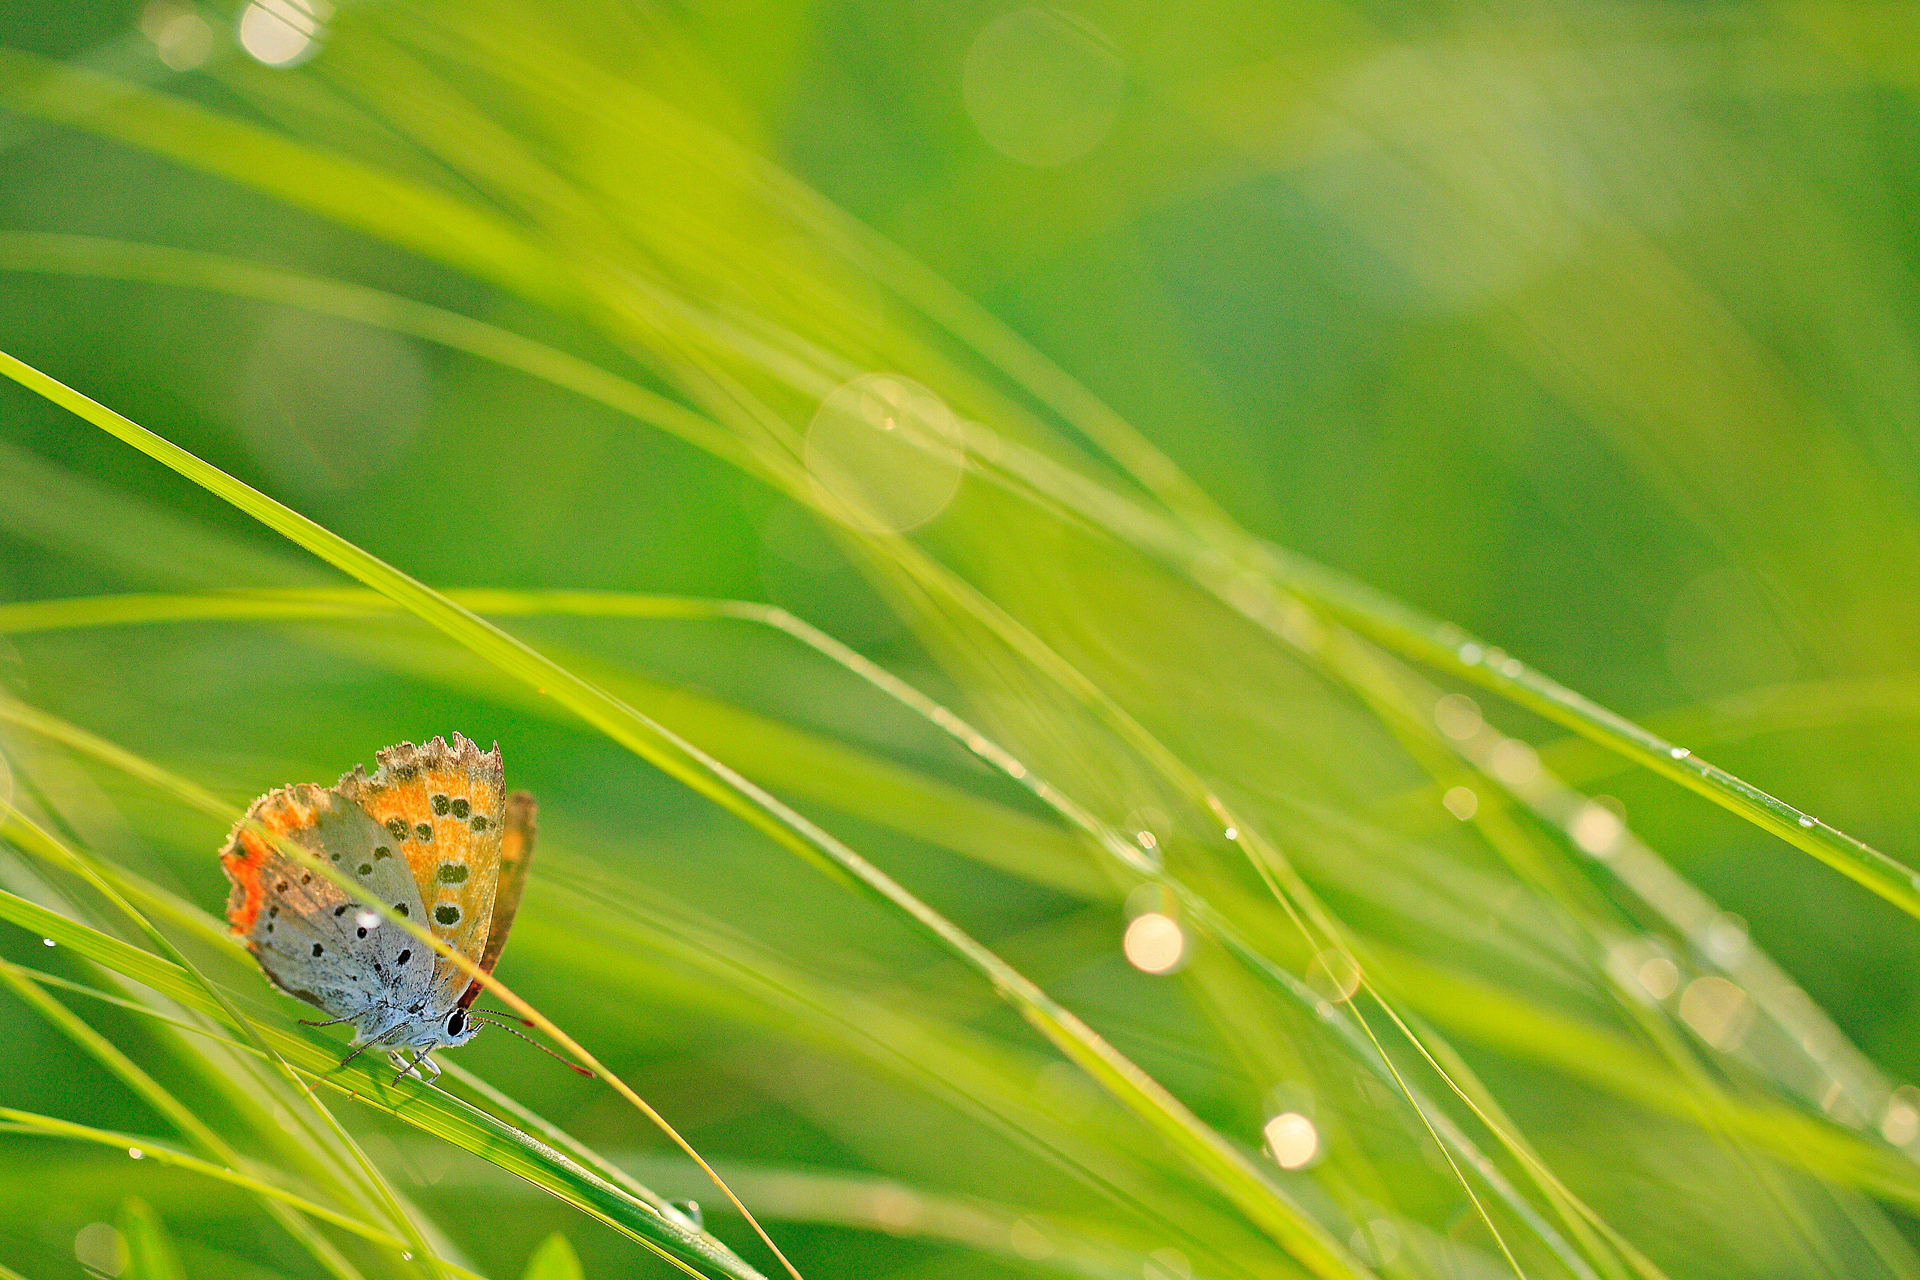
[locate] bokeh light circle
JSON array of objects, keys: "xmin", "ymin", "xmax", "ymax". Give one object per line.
[
  {"xmin": 238, "ymin": 0, "xmax": 326, "ymax": 67},
  {"xmin": 962, "ymin": 8, "xmax": 1124, "ymax": 167},
  {"xmin": 1123, "ymin": 912, "xmax": 1185, "ymax": 974},
  {"xmin": 804, "ymin": 373, "xmax": 965, "ymax": 533}
]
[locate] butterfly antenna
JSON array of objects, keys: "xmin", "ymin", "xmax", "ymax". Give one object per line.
[
  {"xmin": 469, "ymin": 1015, "xmax": 596, "ymax": 1077},
  {"xmin": 471, "ymin": 1006, "xmax": 536, "ymax": 1027}
]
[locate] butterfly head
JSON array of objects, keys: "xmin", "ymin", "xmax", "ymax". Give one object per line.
[{"xmin": 438, "ymin": 1005, "xmax": 482, "ymax": 1049}]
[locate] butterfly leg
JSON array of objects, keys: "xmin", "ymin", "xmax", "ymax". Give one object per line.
[
  {"xmin": 390, "ymin": 1049, "xmax": 441, "ymax": 1085},
  {"xmin": 299, "ymin": 1014, "xmax": 357, "ymax": 1028}
]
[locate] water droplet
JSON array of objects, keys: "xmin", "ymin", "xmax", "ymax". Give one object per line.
[
  {"xmin": 127, "ymin": 1147, "xmax": 143, "ymax": 1159},
  {"xmin": 1637, "ymin": 956, "xmax": 1679, "ymax": 1000},
  {"xmin": 1223, "ymin": 826, "xmax": 1238, "ymax": 841},
  {"xmin": 1569, "ymin": 801, "xmax": 1624, "ymax": 855},
  {"xmin": 1670, "ymin": 746, "xmax": 1691, "ymax": 760},
  {"xmin": 670, "ymin": 1199, "xmax": 704, "ymax": 1230},
  {"xmin": 1679, "ymin": 975, "xmax": 1752, "ymax": 1050},
  {"xmin": 42, "ymin": 938, "xmax": 55, "ymax": 947},
  {"xmin": 1797, "ymin": 815, "xmax": 1815, "ymax": 828}
]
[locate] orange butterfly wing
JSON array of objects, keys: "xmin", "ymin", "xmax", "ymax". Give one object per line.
[{"xmin": 338, "ymin": 733, "xmax": 505, "ymax": 1013}]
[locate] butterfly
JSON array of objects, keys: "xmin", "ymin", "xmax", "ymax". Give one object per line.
[{"xmin": 220, "ymin": 734, "xmax": 535, "ymax": 1082}]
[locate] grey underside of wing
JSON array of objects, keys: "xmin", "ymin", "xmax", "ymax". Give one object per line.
[{"xmin": 243, "ymin": 799, "xmax": 435, "ymax": 1024}]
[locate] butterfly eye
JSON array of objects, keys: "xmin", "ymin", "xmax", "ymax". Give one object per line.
[{"xmin": 446, "ymin": 1009, "xmax": 466, "ymax": 1037}]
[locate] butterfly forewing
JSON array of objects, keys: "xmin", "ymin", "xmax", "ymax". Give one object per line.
[
  {"xmin": 338, "ymin": 733, "xmax": 506, "ymax": 1013},
  {"xmin": 221, "ymin": 782, "xmax": 431, "ymax": 1020}
]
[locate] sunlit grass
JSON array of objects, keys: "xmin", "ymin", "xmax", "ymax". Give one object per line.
[{"xmin": 2, "ymin": 1, "xmax": 1919, "ymax": 1278}]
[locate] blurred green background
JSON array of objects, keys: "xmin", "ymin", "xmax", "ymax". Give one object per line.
[{"xmin": 1, "ymin": 0, "xmax": 1918, "ymax": 1277}]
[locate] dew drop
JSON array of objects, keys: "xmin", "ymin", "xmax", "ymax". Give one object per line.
[
  {"xmin": 1670, "ymin": 747, "xmax": 1691, "ymax": 760},
  {"xmin": 1797, "ymin": 815, "xmax": 1815, "ymax": 828}
]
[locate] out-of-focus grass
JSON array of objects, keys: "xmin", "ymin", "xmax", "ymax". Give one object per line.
[{"xmin": 2, "ymin": 0, "xmax": 1919, "ymax": 1277}]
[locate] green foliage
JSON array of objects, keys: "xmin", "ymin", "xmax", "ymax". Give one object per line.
[
  {"xmin": 519, "ymin": 1233, "xmax": 585, "ymax": 1280},
  {"xmin": 1, "ymin": 0, "xmax": 1918, "ymax": 1278},
  {"xmin": 119, "ymin": 1197, "xmax": 188, "ymax": 1280}
]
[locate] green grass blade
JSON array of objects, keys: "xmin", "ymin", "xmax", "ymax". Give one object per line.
[{"xmin": 117, "ymin": 1197, "xmax": 188, "ymax": 1280}]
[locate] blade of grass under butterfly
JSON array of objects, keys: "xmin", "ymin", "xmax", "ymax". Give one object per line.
[
  {"xmin": 0, "ymin": 869, "xmax": 762, "ymax": 1280},
  {"xmin": 0, "ymin": 350, "xmax": 1372, "ymax": 1277},
  {"xmin": 0, "ymin": 820, "xmax": 737, "ymax": 1269}
]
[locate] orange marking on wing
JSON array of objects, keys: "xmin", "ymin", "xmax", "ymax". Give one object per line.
[
  {"xmin": 336, "ymin": 734, "xmax": 506, "ymax": 1007},
  {"xmin": 220, "ymin": 784, "xmax": 330, "ymax": 938},
  {"xmin": 222, "ymin": 830, "xmax": 269, "ymax": 934}
]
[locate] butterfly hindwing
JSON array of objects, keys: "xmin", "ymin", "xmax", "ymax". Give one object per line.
[
  {"xmin": 338, "ymin": 733, "xmax": 505, "ymax": 1013},
  {"xmin": 221, "ymin": 783, "xmax": 431, "ymax": 1019},
  {"xmin": 460, "ymin": 790, "xmax": 536, "ymax": 1010}
]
